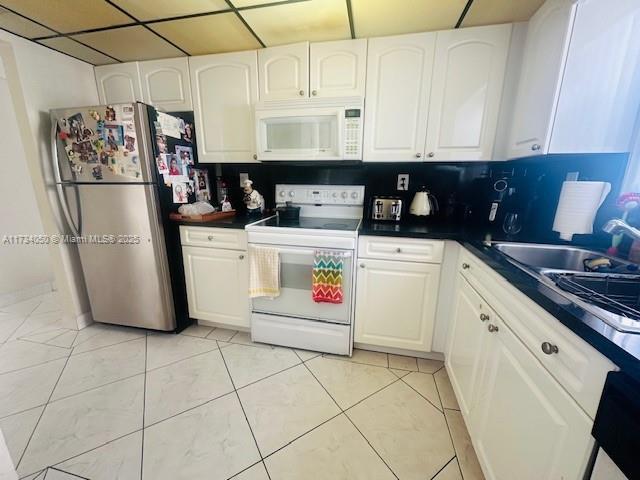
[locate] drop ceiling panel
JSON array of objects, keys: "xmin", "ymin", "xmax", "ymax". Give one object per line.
[
  {"xmin": 0, "ymin": 0, "xmax": 132, "ymax": 34},
  {"xmin": 0, "ymin": 7, "xmax": 55, "ymax": 38},
  {"xmin": 462, "ymin": 0, "xmax": 546, "ymax": 27},
  {"xmin": 351, "ymin": 0, "xmax": 467, "ymax": 38},
  {"xmin": 73, "ymin": 26, "xmax": 185, "ymax": 62},
  {"xmin": 111, "ymin": 0, "xmax": 230, "ymax": 22},
  {"xmin": 150, "ymin": 13, "xmax": 261, "ymax": 55},
  {"xmin": 38, "ymin": 37, "xmax": 118, "ymax": 65},
  {"xmin": 241, "ymin": 0, "xmax": 350, "ymax": 46}
]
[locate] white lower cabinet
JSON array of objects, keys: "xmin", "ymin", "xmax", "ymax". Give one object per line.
[
  {"xmin": 471, "ymin": 315, "xmax": 593, "ymax": 480},
  {"xmin": 182, "ymin": 245, "xmax": 250, "ymax": 328},
  {"xmin": 446, "ymin": 276, "xmax": 492, "ymax": 417},
  {"xmin": 446, "ymin": 248, "xmax": 615, "ymax": 480},
  {"xmin": 354, "ymin": 256, "xmax": 440, "ymax": 352}
]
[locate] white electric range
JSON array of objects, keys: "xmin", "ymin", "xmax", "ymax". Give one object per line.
[{"xmin": 245, "ymin": 184, "xmax": 365, "ymax": 355}]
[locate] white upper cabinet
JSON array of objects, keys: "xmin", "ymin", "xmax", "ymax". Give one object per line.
[
  {"xmin": 189, "ymin": 51, "xmax": 259, "ymax": 163},
  {"xmin": 425, "ymin": 24, "xmax": 511, "ymax": 161},
  {"xmin": 258, "ymin": 42, "xmax": 309, "ymax": 101},
  {"xmin": 95, "ymin": 62, "xmax": 143, "ymax": 104},
  {"xmin": 363, "ymin": 32, "xmax": 436, "ymax": 162},
  {"xmin": 139, "ymin": 57, "xmax": 192, "ymax": 112},
  {"xmin": 508, "ymin": 0, "xmax": 576, "ymax": 158},
  {"xmin": 549, "ymin": 0, "xmax": 640, "ymax": 154},
  {"xmin": 508, "ymin": 0, "xmax": 640, "ymax": 158},
  {"xmin": 309, "ymin": 39, "xmax": 367, "ymax": 98}
]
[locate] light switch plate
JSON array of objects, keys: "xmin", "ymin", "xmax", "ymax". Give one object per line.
[
  {"xmin": 397, "ymin": 174, "xmax": 409, "ymax": 191},
  {"xmin": 239, "ymin": 173, "xmax": 249, "ymax": 187}
]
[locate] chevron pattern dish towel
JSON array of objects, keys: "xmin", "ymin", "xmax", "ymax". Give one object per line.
[{"xmin": 312, "ymin": 250, "xmax": 344, "ymax": 304}]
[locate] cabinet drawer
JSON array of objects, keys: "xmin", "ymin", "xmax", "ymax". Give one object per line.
[
  {"xmin": 180, "ymin": 226, "xmax": 247, "ymax": 250},
  {"xmin": 358, "ymin": 236, "xmax": 444, "ymax": 263},
  {"xmin": 458, "ymin": 248, "xmax": 616, "ymax": 419}
]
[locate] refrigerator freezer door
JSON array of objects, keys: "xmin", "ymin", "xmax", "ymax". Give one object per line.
[
  {"xmin": 51, "ymin": 103, "xmax": 154, "ymax": 184},
  {"xmin": 67, "ymin": 183, "xmax": 175, "ymax": 330}
]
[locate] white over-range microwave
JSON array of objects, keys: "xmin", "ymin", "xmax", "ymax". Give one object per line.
[{"xmin": 254, "ymin": 97, "xmax": 364, "ymax": 161}]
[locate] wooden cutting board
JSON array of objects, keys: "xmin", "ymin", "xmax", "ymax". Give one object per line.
[{"xmin": 169, "ymin": 210, "xmax": 236, "ymax": 222}]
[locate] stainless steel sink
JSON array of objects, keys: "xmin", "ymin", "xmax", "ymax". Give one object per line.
[
  {"xmin": 491, "ymin": 242, "xmax": 640, "ymax": 333},
  {"xmin": 492, "ymin": 242, "xmax": 632, "ymax": 273}
]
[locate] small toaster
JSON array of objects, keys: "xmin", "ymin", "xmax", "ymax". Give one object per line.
[{"xmin": 372, "ymin": 196, "xmax": 402, "ymax": 221}]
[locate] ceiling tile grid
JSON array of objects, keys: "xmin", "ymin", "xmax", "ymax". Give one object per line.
[{"xmin": 0, "ymin": 0, "xmax": 546, "ymax": 66}]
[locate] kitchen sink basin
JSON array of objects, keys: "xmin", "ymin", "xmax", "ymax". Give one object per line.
[
  {"xmin": 492, "ymin": 242, "xmax": 633, "ymax": 273},
  {"xmin": 491, "ymin": 242, "xmax": 640, "ymax": 333}
]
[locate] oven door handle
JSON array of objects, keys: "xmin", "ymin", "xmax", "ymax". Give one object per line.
[{"xmin": 249, "ymin": 245, "xmax": 352, "ymax": 258}]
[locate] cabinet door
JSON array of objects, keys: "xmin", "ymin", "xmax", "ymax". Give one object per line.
[
  {"xmin": 363, "ymin": 32, "xmax": 436, "ymax": 162},
  {"xmin": 354, "ymin": 258, "xmax": 440, "ymax": 351},
  {"xmin": 182, "ymin": 246, "xmax": 250, "ymax": 328},
  {"xmin": 95, "ymin": 62, "xmax": 142, "ymax": 104},
  {"xmin": 507, "ymin": 0, "xmax": 576, "ymax": 159},
  {"xmin": 309, "ymin": 39, "xmax": 367, "ymax": 98},
  {"xmin": 425, "ymin": 25, "xmax": 511, "ymax": 161},
  {"xmin": 445, "ymin": 276, "xmax": 492, "ymax": 420},
  {"xmin": 189, "ymin": 51, "xmax": 259, "ymax": 163},
  {"xmin": 139, "ymin": 57, "xmax": 192, "ymax": 111},
  {"xmin": 258, "ymin": 42, "xmax": 309, "ymax": 100},
  {"xmin": 472, "ymin": 317, "xmax": 593, "ymax": 480}
]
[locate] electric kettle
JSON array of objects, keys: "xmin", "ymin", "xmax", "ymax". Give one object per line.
[{"xmin": 409, "ymin": 186, "xmax": 439, "ymax": 217}]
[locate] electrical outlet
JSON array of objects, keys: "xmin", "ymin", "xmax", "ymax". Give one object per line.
[
  {"xmin": 397, "ymin": 174, "xmax": 409, "ymax": 191},
  {"xmin": 239, "ymin": 173, "xmax": 249, "ymax": 187}
]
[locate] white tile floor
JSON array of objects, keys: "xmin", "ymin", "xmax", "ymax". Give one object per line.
[{"xmin": 0, "ymin": 293, "xmax": 484, "ymax": 480}]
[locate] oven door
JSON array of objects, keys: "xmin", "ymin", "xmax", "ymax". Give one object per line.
[
  {"xmin": 250, "ymin": 244, "xmax": 353, "ymax": 324},
  {"xmin": 255, "ymin": 107, "xmax": 344, "ymax": 161}
]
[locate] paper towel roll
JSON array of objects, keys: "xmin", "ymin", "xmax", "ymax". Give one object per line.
[{"xmin": 552, "ymin": 181, "xmax": 611, "ymax": 241}]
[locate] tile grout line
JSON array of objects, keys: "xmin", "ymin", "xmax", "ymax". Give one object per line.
[
  {"xmin": 217, "ymin": 343, "xmax": 268, "ymax": 464},
  {"xmin": 140, "ymin": 333, "xmax": 148, "ymax": 480},
  {"xmin": 46, "ymin": 466, "xmax": 89, "ymax": 479},
  {"xmin": 3, "ymin": 298, "xmax": 46, "ymax": 343},
  {"xmin": 15, "ymin": 346, "xmax": 73, "ymax": 474},
  {"xmin": 399, "ymin": 376, "xmax": 444, "ymax": 413},
  {"xmin": 429, "ymin": 455, "xmax": 458, "ymax": 480},
  {"xmin": 301, "ymin": 360, "xmax": 400, "ymax": 479}
]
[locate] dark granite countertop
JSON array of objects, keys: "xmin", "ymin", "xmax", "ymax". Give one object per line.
[
  {"xmin": 172, "ymin": 214, "xmax": 275, "ymax": 230},
  {"xmin": 360, "ymin": 220, "xmax": 640, "ymax": 379}
]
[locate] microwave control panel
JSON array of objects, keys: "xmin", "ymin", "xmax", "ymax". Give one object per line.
[{"xmin": 344, "ymin": 108, "xmax": 362, "ymax": 160}]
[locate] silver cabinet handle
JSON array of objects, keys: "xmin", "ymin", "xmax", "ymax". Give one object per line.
[
  {"xmin": 359, "ymin": 263, "xmax": 365, "ymax": 268},
  {"xmin": 480, "ymin": 313, "xmax": 490, "ymax": 322},
  {"xmin": 395, "ymin": 247, "xmax": 402, "ymax": 253},
  {"xmin": 541, "ymin": 342, "xmax": 559, "ymax": 355},
  {"xmin": 239, "ymin": 254, "xmax": 245, "ymax": 260},
  {"xmin": 312, "ymin": 90, "xmax": 317, "ymax": 96},
  {"xmin": 427, "ymin": 152, "xmax": 435, "ymax": 158},
  {"xmin": 253, "ymin": 154, "xmax": 257, "ymax": 160},
  {"xmin": 462, "ymin": 263, "xmax": 470, "ymax": 269},
  {"xmin": 488, "ymin": 324, "xmax": 499, "ymax": 333},
  {"xmin": 207, "ymin": 235, "xmax": 214, "ymax": 241},
  {"xmin": 531, "ymin": 144, "xmax": 541, "ymax": 151},
  {"xmin": 415, "ymin": 152, "xmax": 422, "ymax": 158},
  {"xmin": 299, "ymin": 90, "xmax": 305, "ymax": 96}
]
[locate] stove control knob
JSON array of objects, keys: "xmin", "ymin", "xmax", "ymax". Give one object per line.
[
  {"xmin": 279, "ymin": 191, "xmax": 286, "ymax": 197},
  {"xmin": 351, "ymin": 191, "xmax": 358, "ymax": 199},
  {"xmin": 341, "ymin": 191, "xmax": 348, "ymax": 199},
  {"xmin": 289, "ymin": 191, "xmax": 295, "ymax": 197},
  {"xmin": 332, "ymin": 192, "xmax": 338, "ymax": 198}
]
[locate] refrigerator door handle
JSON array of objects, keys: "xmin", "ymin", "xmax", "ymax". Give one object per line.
[{"xmin": 51, "ymin": 121, "xmax": 81, "ymax": 237}]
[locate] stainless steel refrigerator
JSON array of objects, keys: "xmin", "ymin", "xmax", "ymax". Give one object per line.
[{"xmin": 50, "ymin": 102, "xmax": 176, "ymax": 331}]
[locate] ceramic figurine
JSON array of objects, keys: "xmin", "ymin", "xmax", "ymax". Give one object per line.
[{"xmin": 242, "ymin": 179, "xmax": 264, "ymax": 215}]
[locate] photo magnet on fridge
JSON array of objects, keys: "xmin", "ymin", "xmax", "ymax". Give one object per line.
[
  {"xmin": 168, "ymin": 154, "xmax": 182, "ymax": 176},
  {"xmin": 124, "ymin": 134, "xmax": 136, "ymax": 152},
  {"xmin": 105, "ymin": 106, "xmax": 116, "ymax": 121},
  {"xmin": 156, "ymin": 134, "xmax": 167, "ymax": 154},
  {"xmin": 103, "ymin": 124, "xmax": 124, "ymax": 151},
  {"xmin": 172, "ymin": 183, "xmax": 188, "ymax": 203},
  {"xmin": 175, "ymin": 145, "xmax": 194, "ymax": 166},
  {"xmin": 156, "ymin": 155, "xmax": 169, "ymax": 174}
]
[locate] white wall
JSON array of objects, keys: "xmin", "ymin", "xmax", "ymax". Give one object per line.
[
  {"xmin": 0, "ymin": 31, "xmax": 99, "ymax": 326},
  {"xmin": 0, "ymin": 73, "xmax": 53, "ymax": 296}
]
